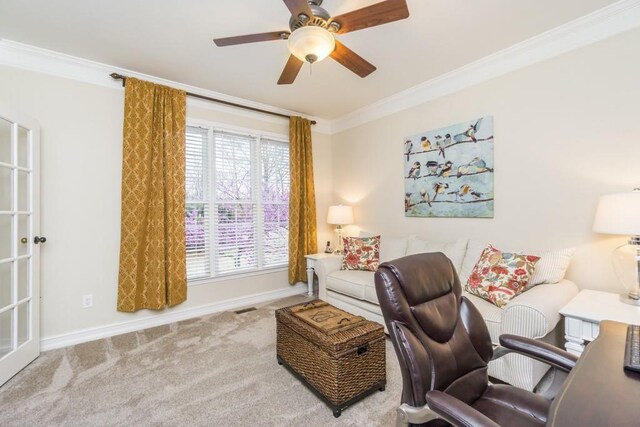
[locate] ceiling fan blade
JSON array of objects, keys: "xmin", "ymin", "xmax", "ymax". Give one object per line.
[
  {"xmin": 213, "ymin": 31, "xmax": 289, "ymax": 47},
  {"xmin": 282, "ymin": 0, "xmax": 313, "ymax": 18},
  {"xmin": 278, "ymin": 55, "xmax": 304, "ymax": 85},
  {"xmin": 331, "ymin": 0, "xmax": 409, "ymax": 34},
  {"xmin": 330, "ymin": 40, "xmax": 376, "ymax": 78}
]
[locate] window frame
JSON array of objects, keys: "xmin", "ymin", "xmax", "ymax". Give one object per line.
[{"xmin": 186, "ymin": 118, "xmax": 290, "ymax": 286}]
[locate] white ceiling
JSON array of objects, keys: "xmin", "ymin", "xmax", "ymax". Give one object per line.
[{"xmin": 0, "ymin": 0, "xmax": 618, "ymax": 119}]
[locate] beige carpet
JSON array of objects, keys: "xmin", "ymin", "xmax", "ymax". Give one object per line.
[{"xmin": 0, "ymin": 295, "xmax": 400, "ymax": 426}]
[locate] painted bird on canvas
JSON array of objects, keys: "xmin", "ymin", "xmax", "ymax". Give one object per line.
[
  {"xmin": 438, "ymin": 161, "xmax": 453, "ymax": 177},
  {"xmin": 450, "ymin": 184, "xmax": 483, "ymax": 201},
  {"xmin": 456, "ymin": 157, "xmax": 493, "ymax": 177},
  {"xmin": 404, "ymin": 140, "xmax": 413, "ymax": 162},
  {"xmin": 421, "ymin": 136, "xmax": 431, "ymax": 150},
  {"xmin": 426, "ymin": 160, "xmax": 440, "ymax": 176},
  {"xmin": 405, "ymin": 192, "xmax": 413, "ymax": 212},
  {"xmin": 420, "ymin": 189, "xmax": 432, "ymax": 207},
  {"xmin": 407, "ymin": 161, "xmax": 421, "ymax": 179},
  {"xmin": 455, "ymin": 118, "xmax": 483, "ymax": 143},
  {"xmin": 434, "ymin": 135, "xmax": 446, "ymax": 158},
  {"xmin": 432, "ymin": 182, "xmax": 449, "ymax": 201}
]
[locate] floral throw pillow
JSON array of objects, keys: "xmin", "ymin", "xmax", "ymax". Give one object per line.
[
  {"xmin": 465, "ymin": 245, "xmax": 540, "ymax": 308},
  {"xmin": 341, "ymin": 235, "xmax": 381, "ymax": 271}
]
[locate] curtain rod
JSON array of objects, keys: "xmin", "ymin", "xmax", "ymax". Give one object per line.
[{"xmin": 109, "ymin": 73, "xmax": 316, "ymax": 125}]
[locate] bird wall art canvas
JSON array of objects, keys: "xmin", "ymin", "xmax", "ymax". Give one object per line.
[{"xmin": 404, "ymin": 116, "xmax": 494, "ymax": 218}]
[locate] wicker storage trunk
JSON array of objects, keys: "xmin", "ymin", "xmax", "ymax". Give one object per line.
[{"xmin": 275, "ymin": 300, "xmax": 386, "ymax": 417}]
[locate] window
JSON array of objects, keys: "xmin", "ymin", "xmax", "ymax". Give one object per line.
[{"xmin": 185, "ymin": 124, "xmax": 290, "ymax": 281}]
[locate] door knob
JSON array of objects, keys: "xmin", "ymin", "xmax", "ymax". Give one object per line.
[
  {"xmin": 34, "ymin": 236, "xmax": 47, "ymax": 244},
  {"xmin": 20, "ymin": 237, "xmax": 28, "ymax": 244}
]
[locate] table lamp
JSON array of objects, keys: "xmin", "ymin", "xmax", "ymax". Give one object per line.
[
  {"xmin": 593, "ymin": 188, "xmax": 640, "ymax": 305},
  {"xmin": 327, "ymin": 205, "xmax": 354, "ymax": 254}
]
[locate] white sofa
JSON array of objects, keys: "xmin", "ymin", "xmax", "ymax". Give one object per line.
[{"xmin": 315, "ymin": 236, "xmax": 579, "ymax": 391}]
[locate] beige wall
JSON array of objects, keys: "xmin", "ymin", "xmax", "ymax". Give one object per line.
[
  {"xmin": 0, "ymin": 66, "xmax": 332, "ymax": 339},
  {"xmin": 331, "ymin": 28, "xmax": 640, "ymax": 293}
]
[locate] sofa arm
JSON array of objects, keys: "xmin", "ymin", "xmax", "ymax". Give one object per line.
[
  {"xmin": 314, "ymin": 255, "xmax": 343, "ymax": 300},
  {"xmin": 501, "ymin": 280, "xmax": 579, "ymax": 339}
]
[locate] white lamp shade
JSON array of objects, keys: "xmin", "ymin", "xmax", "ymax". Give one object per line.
[
  {"xmin": 327, "ymin": 205, "xmax": 354, "ymax": 225},
  {"xmin": 593, "ymin": 189, "xmax": 640, "ymax": 236},
  {"xmin": 287, "ymin": 26, "xmax": 335, "ymax": 63}
]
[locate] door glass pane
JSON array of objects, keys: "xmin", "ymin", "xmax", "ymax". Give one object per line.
[
  {"xmin": 0, "ymin": 166, "xmax": 11, "ymax": 211},
  {"xmin": 0, "ymin": 308, "xmax": 13, "ymax": 358},
  {"xmin": 18, "ymin": 170, "xmax": 29, "ymax": 212},
  {"xmin": 0, "ymin": 214, "xmax": 11, "ymax": 260},
  {"xmin": 17, "ymin": 258, "xmax": 28, "ymax": 301},
  {"xmin": 18, "ymin": 302, "xmax": 29, "ymax": 347},
  {"xmin": 0, "ymin": 262, "xmax": 11, "ymax": 309},
  {"xmin": 17, "ymin": 215, "xmax": 29, "ymax": 257},
  {"xmin": 17, "ymin": 127, "xmax": 29, "ymax": 169},
  {"xmin": 0, "ymin": 118, "xmax": 11, "ymax": 165}
]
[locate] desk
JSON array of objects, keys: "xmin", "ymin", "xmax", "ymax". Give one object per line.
[{"xmin": 547, "ymin": 320, "xmax": 640, "ymax": 426}]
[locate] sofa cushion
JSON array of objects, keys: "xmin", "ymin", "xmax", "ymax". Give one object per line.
[
  {"xmin": 380, "ymin": 236, "xmax": 410, "ymax": 263},
  {"xmin": 341, "ymin": 235, "xmax": 380, "ymax": 271},
  {"xmin": 465, "ymin": 245, "xmax": 540, "ymax": 308},
  {"xmin": 405, "ymin": 236, "xmax": 468, "ymax": 273},
  {"xmin": 462, "ymin": 241, "xmax": 576, "ymax": 288},
  {"xmin": 460, "ymin": 240, "xmax": 489, "ymax": 284},
  {"xmin": 326, "ymin": 269, "xmax": 375, "ymax": 300},
  {"xmin": 527, "ymin": 247, "xmax": 576, "ymax": 287},
  {"xmin": 359, "ymin": 232, "xmax": 410, "ymax": 263}
]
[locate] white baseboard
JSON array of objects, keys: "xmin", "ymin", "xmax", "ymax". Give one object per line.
[{"xmin": 40, "ymin": 284, "xmax": 307, "ymax": 351}]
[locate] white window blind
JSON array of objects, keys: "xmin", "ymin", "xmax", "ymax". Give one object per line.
[
  {"xmin": 185, "ymin": 125, "xmax": 289, "ymax": 281},
  {"xmin": 213, "ymin": 130, "xmax": 257, "ymax": 275},
  {"xmin": 261, "ymin": 138, "xmax": 290, "ymax": 267},
  {"xmin": 185, "ymin": 126, "xmax": 210, "ymax": 280}
]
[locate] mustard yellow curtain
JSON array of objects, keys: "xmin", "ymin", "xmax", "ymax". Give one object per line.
[
  {"xmin": 288, "ymin": 117, "xmax": 318, "ymax": 284},
  {"xmin": 117, "ymin": 78, "xmax": 187, "ymax": 312}
]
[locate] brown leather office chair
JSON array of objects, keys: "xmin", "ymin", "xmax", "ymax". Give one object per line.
[{"xmin": 374, "ymin": 253, "xmax": 578, "ymax": 427}]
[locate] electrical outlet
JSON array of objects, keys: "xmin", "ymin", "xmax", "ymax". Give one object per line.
[{"xmin": 82, "ymin": 294, "xmax": 93, "ymax": 308}]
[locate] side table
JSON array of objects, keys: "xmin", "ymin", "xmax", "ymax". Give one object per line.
[
  {"xmin": 559, "ymin": 289, "xmax": 640, "ymax": 356},
  {"xmin": 304, "ymin": 253, "xmax": 343, "ymax": 297}
]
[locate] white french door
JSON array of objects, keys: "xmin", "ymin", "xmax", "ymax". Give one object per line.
[{"xmin": 0, "ymin": 104, "xmax": 41, "ymax": 386}]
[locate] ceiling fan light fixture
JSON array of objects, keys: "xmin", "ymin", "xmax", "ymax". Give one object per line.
[{"xmin": 287, "ymin": 25, "xmax": 335, "ymax": 64}]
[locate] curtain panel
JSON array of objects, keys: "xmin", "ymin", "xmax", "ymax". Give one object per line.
[
  {"xmin": 117, "ymin": 78, "xmax": 188, "ymax": 312},
  {"xmin": 288, "ymin": 117, "xmax": 318, "ymax": 284}
]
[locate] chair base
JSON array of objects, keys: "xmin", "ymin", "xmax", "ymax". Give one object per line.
[{"xmin": 396, "ymin": 403, "xmax": 441, "ymax": 427}]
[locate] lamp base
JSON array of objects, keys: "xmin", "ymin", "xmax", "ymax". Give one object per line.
[{"xmin": 619, "ymin": 293, "xmax": 640, "ymax": 306}]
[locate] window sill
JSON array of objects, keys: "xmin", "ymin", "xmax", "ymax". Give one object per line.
[{"xmin": 187, "ymin": 266, "xmax": 288, "ymax": 287}]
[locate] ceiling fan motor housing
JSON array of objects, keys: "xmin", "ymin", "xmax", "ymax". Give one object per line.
[{"xmin": 289, "ymin": 0, "xmax": 339, "ymax": 32}]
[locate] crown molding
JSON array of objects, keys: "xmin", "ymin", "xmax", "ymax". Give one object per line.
[
  {"xmin": 1, "ymin": 0, "xmax": 639, "ymax": 135},
  {"xmin": 0, "ymin": 40, "xmax": 332, "ymax": 134},
  {"xmin": 330, "ymin": 0, "xmax": 640, "ymax": 134}
]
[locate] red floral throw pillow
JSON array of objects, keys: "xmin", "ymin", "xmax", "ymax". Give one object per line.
[
  {"xmin": 465, "ymin": 245, "xmax": 540, "ymax": 308},
  {"xmin": 341, "ymin": 235, "xmax": 381, "ymax": 271}
]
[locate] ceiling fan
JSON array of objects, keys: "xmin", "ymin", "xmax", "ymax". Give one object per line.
[{"xmin": 213, "ymin": 0, "xmax": 410, "ymax": 85}]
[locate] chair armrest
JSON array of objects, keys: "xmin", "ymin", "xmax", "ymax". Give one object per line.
[
  {"xmin": 426, "ymin": 391, "xmax": 500, "ymax": 427},
  {"xmin": 313, "ymin": 255, "xmax": 343, "ymax": 300},
  {"xmin": 498, "ymin": 334, "xmax": 578, "ymax": 372},
  {"xmin": 502, "ymin": 280, "xmax": 579, "ymax": 338}
]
